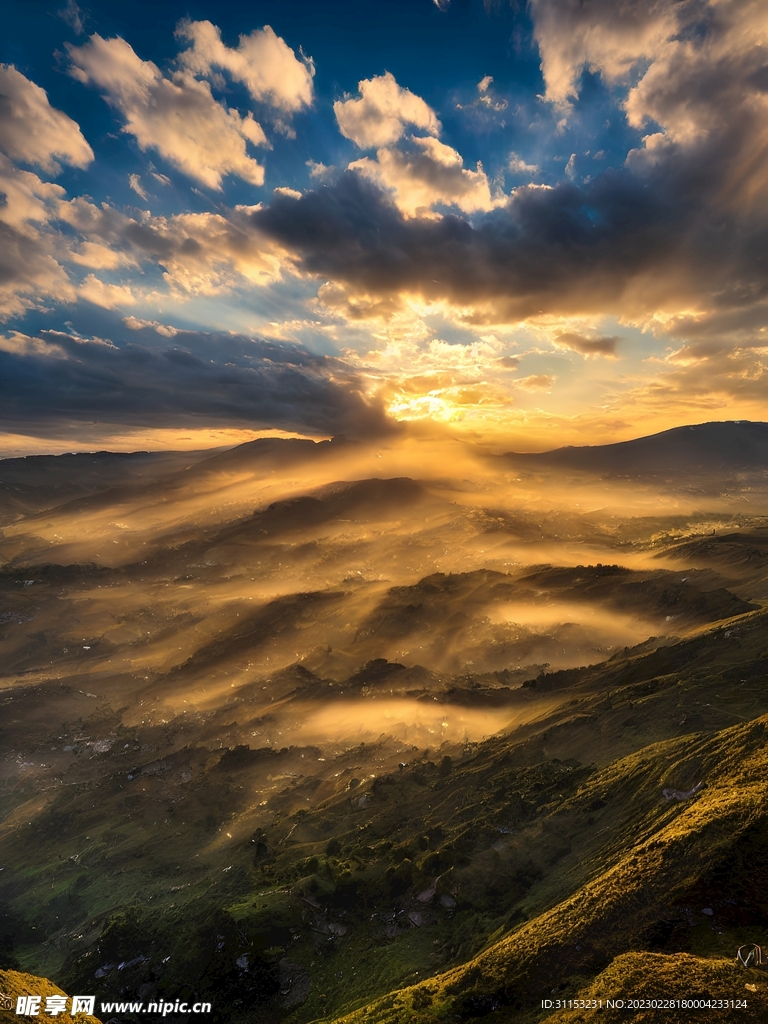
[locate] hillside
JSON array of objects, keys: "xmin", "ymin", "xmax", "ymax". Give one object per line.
[
  {"xmin": 504, "ymin": 421, "xmax": 768, "ymax": 479},
  {"xmin": 1, "ymin": 427, "xmax": 767, "ymax": 1023}
]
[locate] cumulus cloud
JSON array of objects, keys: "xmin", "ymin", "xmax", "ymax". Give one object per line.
[
  {"xmin": 306, "ymin": 160, "xmax": 333, "ymax": 180},
  {"xmin": 334, "ymin": 72, "xmax": 440, "ymax": 149},
  {"xmin": 533, "ymin": 0, "xmax": 768, "ymax": 157},
  {"xmin": 79, "ymin": 273, "xmax": 137, "ymax": 309},
  {"xmin": 176, "ymin": 20, "xmax": 314, "ymax": 114},
  {"xmin": 336, "ymin": 72, "xmax": 497, "ymax": 219},
  {"xmin": 136, "ymin": 209, "xmax": 288, "ymax": 294},
  {"xmin": 67, "ymin": 240, "xmax": 138, "ymax": 271},
  {"xmin": 123, "ymin": 316, "xmax": 178, "ymax": 336},
  {"xmin": 620, "ymin": 0, "xmax": 768, "ymax": 186},
  {"xmin": 0, "ymin": 154, "xmax": 76, "ymax": 318},
  {"xmin": 0, "ymin": 64, "xmax": 93, "ymax": 173},
  {"xmin": 508, "ymin": 152, "xmax": 539, "ymax": 176},
  {"xmin": 57, "ymin": 197, "xmax": 290, "ymax": 295},
  {"xmin": 68, "ymin": 34, "xmax": 267, "ymax": 189},
  {"xmin": 350, "ymin": 135, "xmax": 498, "ymax": 217},
  {"xmin": 530, "ymin": 0, "xmax": 677, "ymax": 109},
  {"xmin": 0, "ymin": 327, "xmax": 392, "ymax": 439},
  {"xmin": 554, "ymin": 331, "xmax": 619, "ymax": 357},
  {"xmin": 0, "ymin": 158, "xmax": 291, "ymax": 319}
]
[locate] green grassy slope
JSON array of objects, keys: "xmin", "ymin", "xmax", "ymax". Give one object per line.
[
  {"xmin": 10, "ymin": 610, "xmax": 759, "ymax": 1024},
  {"xmin": 0, "ymin": 970, "xmax": 102, "ymax": 1024},
  {"xmin": 323, "ymin": 710, "xmax": 768, "ymax": 1022}
]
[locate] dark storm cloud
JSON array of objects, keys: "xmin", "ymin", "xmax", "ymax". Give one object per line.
[
  {"xmin": 250, "ymin": 168, "xmax": 683, "ymax": 322},
  {"xmin": 0, "ymin": 328, "xmax": 392, "ymax": 438}
]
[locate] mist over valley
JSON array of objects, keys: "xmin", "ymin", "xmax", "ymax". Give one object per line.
[{"xmin": 2, "ymin": 424, "xmax": 768, "ymax": 1022}]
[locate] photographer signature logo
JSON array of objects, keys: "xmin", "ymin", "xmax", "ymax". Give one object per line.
[{"xmin": 737, "ymin": 943, "xmax": 765, "ymax": 968}]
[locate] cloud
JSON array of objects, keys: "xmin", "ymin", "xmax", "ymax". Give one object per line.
[
  {"xmin": 307, "ymin": 160, "xmax": 334, "ymax": 180},
  {"xmin": 67, "ymin": 240, "xmax": 138, "ymax": 270},
  {"xmin": 58, "ymin": 197, "xmax": 291, "ymax": 295},
  {"xmin": 621, "ymin": 2, "xmax": 768, "ymax": 161},
  {"xmin": 334, "ymin": 72, "xmax": 440, "ymax": 149},
  {"xmin": 350, "ymin": 135, "xmax": 498, "ymax": 217},
  {"xmin": 123, "ymin": 315, "xmax": 178, "ymax": 336},
  {"xmin": 176, "ymin": 20, "xmax": 314, "ymax": 114},
  {"xmin": 0, "ymin": 327, "xmax": 393, "ymax": 439},
  {"xmin": 471, "ymin": 74, "xmax": 508, "ymax": 112},
  {"xmin": 79, "ymin": 273, "xmax": 137, "ymax": 309},
  {"xmin": 0, "ymin": 330, "xmax": 67, "ymax": 358},
  {"xmin": 530, "ymin": 0, "xmax": 677, "ymax": 109},
  {"xmin": 251, "ymin": 169, "xmax": 685, "ymax": 324},
  {"xmin": 0, "ymin": 64, "xmax": 93, "ymax": 173},
  {"xmin": 0, "ymin": 160, "xmax": 291, "ymax": 320},
  {"xmin": 602, "ymin": 342, "xmax": 768, "ymax": 427},
  {"xmin": 363, "ymin": 333, "xmax": 518, "ymax": 427},
  {"xmin": 68, "ymin": 34, "xmax": 267, "ymax": 189},
  {"xmin": 514, "ymin": 373, "xmax": 554, "ymax": 391},
  {"xmin": 335, "ymin": 73, "xmax": 496, "ymax": 219},
  {"xmin": 128, "ymin": 173, "xmax": 148, "ymax": 200},
  {"xmin": 0, "ymin": 154, "xmax": 75, "ymax": 318},
  {"xmin": 532, "ymin": 0, "xmax": 768, "ymax": 158},
  {"xmin": 58, "ymin": 0, "xmax": 84, "ymax": 35},
  {"xmin": 554, "ymin": 331, "xmax": 619, "ymax": 357},
  {"xmin": 508, "ymin": 152, "xmax": 539, "ymax": 176},
  {"xmin": 251, "ymin": 0, "xmax": 768, "ymax": 340}
]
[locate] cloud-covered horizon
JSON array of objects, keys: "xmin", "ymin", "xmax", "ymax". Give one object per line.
[
  {"xmin": 1, "ymin": 0, "xmax": 767, "ymax": 451},
  {"xmin": 0, "ymin": 322, "xmax": 393, "ymax": 445}
]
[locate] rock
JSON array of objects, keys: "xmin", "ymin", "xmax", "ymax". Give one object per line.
[
  {"xmin": 278, "ymin": 959, "xmax": 311, "ymax": 1009},
  {"xmin": 663, "ymin": 781, "xmax": 703, "ymax": 801}
]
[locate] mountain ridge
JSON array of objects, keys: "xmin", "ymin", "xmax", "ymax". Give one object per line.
[{"xmin": 504, "ymin": 421, "xmax": 768, "ymax": 475}]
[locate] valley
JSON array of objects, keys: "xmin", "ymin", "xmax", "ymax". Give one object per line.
[{"xmin": 1, "ymin": 423, "xmax": 768, "ymax": 1023}]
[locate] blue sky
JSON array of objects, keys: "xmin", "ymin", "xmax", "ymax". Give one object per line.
[{"xmin": 1, "ymin": 0, "xmax": 767, "ymax": 454}]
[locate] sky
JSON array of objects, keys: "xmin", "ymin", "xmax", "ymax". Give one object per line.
[{"xmin": 1, "ymin": 0, "xmax": 767, "ymax": 455}]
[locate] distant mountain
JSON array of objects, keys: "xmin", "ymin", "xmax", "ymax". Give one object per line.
[
  {"xmin": 0, "ymin": 449, "xmax": 200, "ymax": 519},
  {"xmin": 505, "ymin": 420, "xmax": 768, "ymax": 475}
]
